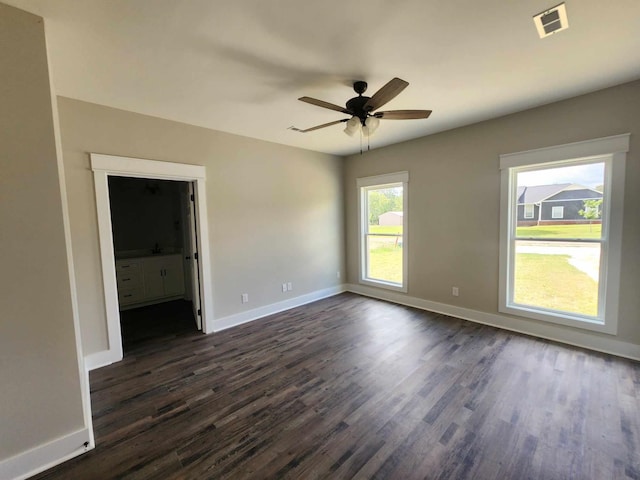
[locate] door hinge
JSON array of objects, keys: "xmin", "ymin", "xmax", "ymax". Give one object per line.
[
  {"xmin": 190, "ymin": 194, "xmax": 195, "ymax": 202},
  {"xmin": 197, "ymin": 309, "xmax": 202, "ymax": 316},
  {"xmin": 194, "ymin": 252, "xmax": 198, "ymax": 260}
]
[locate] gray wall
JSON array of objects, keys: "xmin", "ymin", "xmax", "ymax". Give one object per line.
[
  {"xmin": 57, "ymin": 97, "xmax": 345, "ymax": 355},
  {"xmin": 344, "ymin": 80, "xmax": 640, "ymax": 347},
  {"xmin": 0, "ymin": 3, "xmax": 86, "ymax": 461},
  {"xmin": 2, "ymin": 1, "xmax": 637, "ymax": 471}
]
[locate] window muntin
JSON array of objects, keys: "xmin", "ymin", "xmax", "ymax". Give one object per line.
[
  {"xmin": 499, "ymin": 134, "xmax": 628, "ymax": 335},
  {"xmin": 357, "ymin": 172, "xmax": 408, "ymax": 292}
]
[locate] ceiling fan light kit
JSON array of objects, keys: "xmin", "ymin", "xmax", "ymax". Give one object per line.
[
  {"xmin": 343, "ymin": 115, "xmax": 380, "ymax": 137},
  {"xmin": 294, "ymin": 77, "xmax": 432, "ymax": 147},
  {"xmin": 364, "ymin": 116, "xmax": 380, "ymax": 134},
  {"xmin": 344, "ymin": 116, "xmax": 361, "ymax": 137}
]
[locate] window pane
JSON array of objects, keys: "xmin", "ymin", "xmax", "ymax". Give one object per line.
[
  {"xmin": 366, "ymin": 233, "xmax": 403, "ymax": 283},
  {"xmin": 524, "ymin": 204, "xmax": 534, "ymax": 219},
  {"xmin": 551, "ymin": 206, "xmax": 564, "ymax": 218},
  {"xmin": 366, "ymin": 186, "xmax": 403, "ymax": 228},
  {"xmin": 513, "ymin": 240, "xmax": 601, "ymax": 317},
  {"xmin": 365, "ymin": 185, "xmax": 403, "ymax": 285},
  {"xmin": 515, "ymin": 162, "xmax": 604, "ymax": 239}
]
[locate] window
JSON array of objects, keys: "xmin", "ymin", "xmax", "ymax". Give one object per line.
[
  {"xmin": 357, "ymin": 171, "xmax": 408, "ymax": 292},
  {"xmin": 524, "ymin": 203, "xmax": 534, "ymax": 219},
  {"xmin": 551, "ymin": 205, "xmax": 564, "ymax": 219},
  {"xmin": 499, "ymin": 134, "xmax": 628, "ymax": 334}
]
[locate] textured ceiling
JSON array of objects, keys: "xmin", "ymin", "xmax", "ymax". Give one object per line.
[{"xmin": 7, "ymin": 0, "xmax": 640, "ymax": 155}]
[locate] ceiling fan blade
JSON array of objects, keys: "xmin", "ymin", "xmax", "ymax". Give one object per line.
[
  {"xmin": 292, "ymin": 119, "xmax": 347, "ymax": 133},
  {"xmin": 364, "ymin": 77, "xmax": 409, "ymax": 111},
  {"xmin": 299, "ymin": 96, "xmax": 352, "ymax": 114},
  {"xmin": 375, "ymin": 110, "xmax": 432, "ymax": 120}
]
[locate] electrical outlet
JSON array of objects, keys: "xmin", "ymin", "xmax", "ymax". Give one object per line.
[
  {"xmin": 282, "ymin": 283, "xmax": 287, "ymax": 293},
  {"xmin": 287, "ymin": 282, "xmax": 293, "ymax": 291},
  {"xmin": 337, "ymin": 271, "xmax": 341, "ymax": 279},
  {"xmin": 241, "ymin": 293, "xmax": 249, "ymax": 303},
  {"xmin": 452, "ymin": 286, "xmax": 459, "ymax": 297}
]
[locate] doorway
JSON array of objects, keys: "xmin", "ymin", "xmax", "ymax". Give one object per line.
[
  {"xmin": 108, "ymin": 176, "xmax": 200, "ymax": 350},
  {"xmin": 91, "ymin": 153, "xmax": 213, "ymax": 366}
]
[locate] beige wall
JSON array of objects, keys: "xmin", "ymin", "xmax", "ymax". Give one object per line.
[
  {"xmin": 57, "ymin": 97, "xmax": 344, "ymax": 355},
  {"xmin": 0, "ymin": 3, "xmax": 85, "ymax": 460},
  {"xmin": 2, "ymin": 0, "xmax": 635, "ymax": 473},
  {"xmin": 344, "ymin": 80, "xmax": 640, "ymax": 346}
]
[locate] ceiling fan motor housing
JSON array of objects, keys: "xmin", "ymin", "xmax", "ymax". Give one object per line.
[
  {"xmin": 353, "ymin": 81, "xmax": 368, "ymax": 95},
  {"xmin": 347, "ymin": 84, "xmax": 373, "ymax": 124}
]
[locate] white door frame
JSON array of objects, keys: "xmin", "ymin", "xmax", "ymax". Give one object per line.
[
  {"xmin": 186, "ymin": 182, "xmax": 203, "ymax": 330},
  {"xmin": 91, "ymin": 153, "xmax": 214, "ymax": 365}
]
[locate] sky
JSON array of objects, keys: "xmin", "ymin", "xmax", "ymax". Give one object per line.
[{"xmin": 517, "ymin": 162, "xmax": 604, "ymax": 188}]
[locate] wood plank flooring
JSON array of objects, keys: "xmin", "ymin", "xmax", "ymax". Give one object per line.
[
  {"xmin": 119, "ymin": 300, "xmax": 198, "ymax": 352},
  {"xmin": 34, "ymin": 293, "xmax": 640, "ymax": 479}
]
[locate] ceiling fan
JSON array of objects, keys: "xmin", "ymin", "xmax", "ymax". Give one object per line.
[{"xmin": 292, "ymin": 77, "xmax": 432, "ymax": 137}]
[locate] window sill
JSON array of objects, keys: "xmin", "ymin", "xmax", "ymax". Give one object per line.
[
  {"xmin": 359, "ymin": 278, "xmax": 407, "ymax": 294},
  {"xmin": 500, "ymin": 304, "xmax": 616, "ymax": 335}
]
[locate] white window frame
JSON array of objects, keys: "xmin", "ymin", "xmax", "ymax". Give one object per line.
[
  {"xmin": 499, "ymin": 134, "xmax": 628, "ymax": 334},
  {"xmin": 523, "ymin": 203, "xmax": 534, "ymax": 219},
  {"xmin": 357, "ymin": 171, "xmax": 408, "ymax": 292},
  {"xmin": 551, "ymin": 205, "xmax": 564, "ymax": 219}
]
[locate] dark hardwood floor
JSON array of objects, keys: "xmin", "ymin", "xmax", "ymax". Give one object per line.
[
  {"xmin": 119, "ymin": 300, "xmax": 198, "ymax": 352},
  {"xmin": 34, "ymin": 293, "xmax": 640, "ymax": 479}
]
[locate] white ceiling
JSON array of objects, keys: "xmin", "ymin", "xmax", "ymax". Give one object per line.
[{"xmin": 7, "ymin": 0, "xmax": 640, "ymax": 156}]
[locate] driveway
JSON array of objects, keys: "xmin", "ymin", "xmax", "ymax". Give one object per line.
[{"xmin": 516, "ymin": 241, "xmax": 600, "ymax": 281}]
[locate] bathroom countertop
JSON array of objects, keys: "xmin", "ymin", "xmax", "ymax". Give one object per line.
[{"xmin": 115, "ymin": 249, "xmax": 182, "ymax": 260}]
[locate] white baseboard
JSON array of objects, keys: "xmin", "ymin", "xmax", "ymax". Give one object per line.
[
  {"xmin": 85, "ymin": 285, "xmax": 347, "ymax": 370},
  {"xmin": 213, "ymin": 285, "xmax": 346, "ymax": 332},
  {"xmin": 346, "ymin": 283, "xmax": 640, "ymax": 361},
  {"xmin": 86, "ymin": 282, "xmax": 637, "ymax": 364},
  {"xmin": 85, "ymin": 348, "xmax": 119, "ymax": 371},
  {"xmin": 0, "ymin": 428, "xmax": 93, "ymax": 480}
]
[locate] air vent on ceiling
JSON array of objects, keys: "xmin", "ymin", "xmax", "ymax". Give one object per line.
[{"xmin": 533, "ymin": 3, "xmax": 569, "ymax": 38}]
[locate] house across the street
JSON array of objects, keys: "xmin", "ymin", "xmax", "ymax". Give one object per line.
[{"xmin": 517, "ymin": 183, "xmax": 603, "ymax": 226}]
